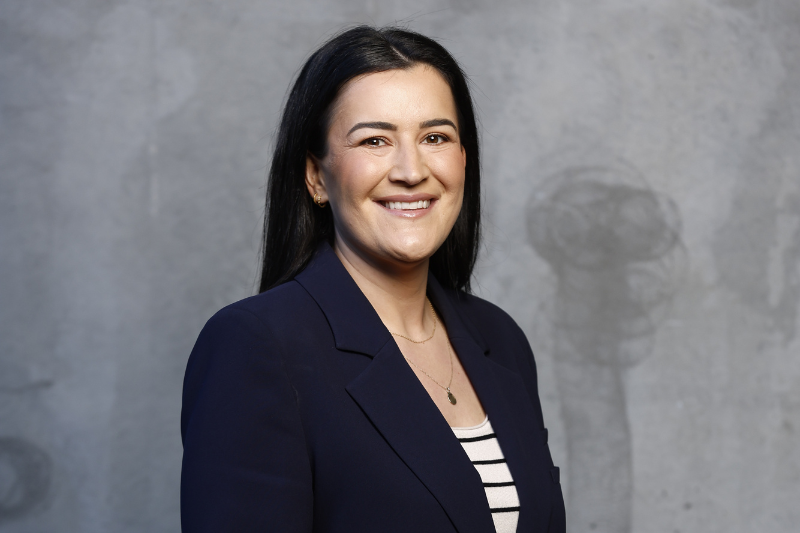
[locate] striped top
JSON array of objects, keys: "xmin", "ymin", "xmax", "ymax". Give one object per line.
[{"xmin": 452, "ymin": 416, "xmax": 519, "ymax": 533}]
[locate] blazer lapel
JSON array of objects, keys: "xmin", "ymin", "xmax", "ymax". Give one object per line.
[
  {"xmin": 428, "ymin": 279, "xmax": 554, "ymax": 533},
  {"xmin": 346, "ymin": 344, "xmax": 496, "ymax": 533},
  {"xmin": 295, "ymin": 245, "xmax": 496, "ymax": 533}
]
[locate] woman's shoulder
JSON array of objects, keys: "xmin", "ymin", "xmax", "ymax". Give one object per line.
[
  {"xmin": 192, "ymin": 279, "xmax": 325, "ymax": 361},
  {"xmin": 181, "ymin": 281, "xmax": 319, "ymax": 455},
  {"xmin": 205, "ymin": 279, "xmax": 317, "ymax": 330},
  {"xmin": 185, "ymin": 280, "xmax": 321, "ymax": 390}
]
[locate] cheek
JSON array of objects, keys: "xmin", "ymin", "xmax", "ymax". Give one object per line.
[
  {"xmin": 430, "ymin": 151, "xmax": 467, "ymax": 192},
  {"xmin": 324, "ymin": 157, "xmax": 380, "ymax": 231},
  {"xmin": 329, "ymin": 155, "xmax": 385, "ymax": 203}
]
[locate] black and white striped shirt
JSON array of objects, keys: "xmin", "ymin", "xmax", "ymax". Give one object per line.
[{"xmin": 452, "ymin": 416, "xmax": 519, "ymax": 533}]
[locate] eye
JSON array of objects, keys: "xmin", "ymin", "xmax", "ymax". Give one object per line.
[
  {"xmin": 423, "ymin": 134, "xmax": 449, "ymax": 144},
  {"xmin": 362, "ymin": 137, "xmax": 387, "ymax": 147}
]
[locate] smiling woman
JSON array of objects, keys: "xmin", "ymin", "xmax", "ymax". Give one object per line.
[
  {"xmin": 306, "ymin": 65, "xmax": 466, "ymax": 274},
  {"xmin": 180, "ymin": 26, "xmax": 565, "ymax": 533}
]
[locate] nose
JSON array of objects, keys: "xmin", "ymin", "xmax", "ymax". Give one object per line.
[{"xmin": 387, "ymin": 142, "xmax": 428, "ymax": 186}]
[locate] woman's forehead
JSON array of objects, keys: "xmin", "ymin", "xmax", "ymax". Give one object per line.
[{"xmin": 328, "ymin": 66, "xmax": 458, "ymax": 132}]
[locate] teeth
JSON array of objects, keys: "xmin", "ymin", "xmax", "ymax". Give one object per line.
[{"xmin": 384, "ymin": 200, "xmax": 431, "ymax": 210}]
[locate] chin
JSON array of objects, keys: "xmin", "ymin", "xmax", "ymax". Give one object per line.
[{"xmin": 383, "ymin": 241, "xmax": 440, "ymax": 265}]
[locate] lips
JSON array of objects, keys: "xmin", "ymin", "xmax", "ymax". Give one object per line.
[{"xmin": 380, "ymin": 200, "xmax": 431, "ymax": 210}]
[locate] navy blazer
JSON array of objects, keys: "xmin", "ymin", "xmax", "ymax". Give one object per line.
[{"xmin": 181, "ymin": 244, "xmax": 566, "ymax": 532}]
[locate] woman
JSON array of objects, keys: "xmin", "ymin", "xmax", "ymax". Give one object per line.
[{"xmin": 181, "ymin": 26, "xmax": 565, "ymax": 533}]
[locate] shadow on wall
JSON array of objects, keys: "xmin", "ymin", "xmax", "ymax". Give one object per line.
[
  {"xmin": 526, "ymin": 163, "xmax": 686, "ymax": 533},
  {"xmin": 0, "ymin": 437, "xmax": 52, "ymax": 525}
]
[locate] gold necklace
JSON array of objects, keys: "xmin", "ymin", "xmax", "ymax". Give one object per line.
[
  {"xmin": 390, "ymin": 299, "xmax": 437, "ymax": 344},
  {"xmin": 391, "ymin": 300, "xmax": 457, "ymax": 405},
  {"xmin": 402, "ymin": 338, "xmax": 457, "ymax": 406}
]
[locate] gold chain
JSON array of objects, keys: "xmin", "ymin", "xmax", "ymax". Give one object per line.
[
  {"xmin": 402, "ymin": 337, "xmax": 455, "ymax": 395},
  {"xmin": 390, "ymin": 300, "xmax": 437, "ymax": 344},
  {"xmin": 392, "ymin": 300, "xmax": 458, "ymax": 404}
]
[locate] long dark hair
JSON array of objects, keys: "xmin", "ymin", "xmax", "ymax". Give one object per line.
[{"xmin": 258, "ymin": 26, "xmax": 481, "ymax": 293}]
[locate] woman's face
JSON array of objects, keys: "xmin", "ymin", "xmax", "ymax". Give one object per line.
[{"xmin": 306, "ymin": 64, "xmax": 466, "ymax": 271}]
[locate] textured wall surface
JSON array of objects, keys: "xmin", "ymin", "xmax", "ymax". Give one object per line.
[{"xmin": 1, "ymin": 1, "xmax": 798, "ymax": 532}]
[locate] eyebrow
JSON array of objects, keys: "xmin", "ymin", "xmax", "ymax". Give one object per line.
[
  {"xmin": 346, "ymin": 118, "xmax": 458, "ymax": 136},
  {"xmin": 420, "ymin": 118, "xmax": 458, "ymax": 131},
  {"xmin": 347, "ymin": 121, "xmax": 396, "ymax": 135}
]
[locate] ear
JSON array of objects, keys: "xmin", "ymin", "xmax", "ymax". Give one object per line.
[
  {"xmin": 461, "ymin": 145, "xmax": 467, "ymax": 168},
  {"xmin": 305, "ymin": 152, "xmax": 328, "ymax": 202}
]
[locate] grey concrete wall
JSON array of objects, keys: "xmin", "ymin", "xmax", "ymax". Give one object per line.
[{"xmin": 1, "ymin": 1, "xmax": 798, "ymax": 532}]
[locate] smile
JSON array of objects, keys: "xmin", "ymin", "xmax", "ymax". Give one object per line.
[{"xmin": 380, "ymin": 200, "xmax": 431, "ymax": 210}]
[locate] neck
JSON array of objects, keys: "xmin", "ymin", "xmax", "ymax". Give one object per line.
[{"xmin": 333, "ymin": 238, "xmax": 432, "ymax": 339}]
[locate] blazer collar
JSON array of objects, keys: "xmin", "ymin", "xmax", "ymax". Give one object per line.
[
  {"xmin": 294, "ymin": 242, "xmax": 488, "ymax": 357},
  {"xmin": 294, "ymin": 243, "xmax": 392, "ymax": 356}
]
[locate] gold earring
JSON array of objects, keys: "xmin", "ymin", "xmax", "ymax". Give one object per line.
[{"xmin": 313, "ymin": 193, "xmax": 326, "ymax": 207}]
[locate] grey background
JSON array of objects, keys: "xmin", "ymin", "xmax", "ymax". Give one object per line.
[{"xmin": 1, "ymin": 1, "xmax": 798, "ymax": 532}]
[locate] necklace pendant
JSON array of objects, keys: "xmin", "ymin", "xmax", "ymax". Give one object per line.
[{"xmin": 447, "ymin": 389, "xmax": 457, "ymax": 405}]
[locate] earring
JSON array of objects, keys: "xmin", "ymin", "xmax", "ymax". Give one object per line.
[{"xmin": 313, "ymin": 193, "xmax": 326, "ymax": 207}]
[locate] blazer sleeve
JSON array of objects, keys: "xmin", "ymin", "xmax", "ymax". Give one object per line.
[{"xmin": 180, "ymin": 306, "xmax": 313, "ymax": 532}]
